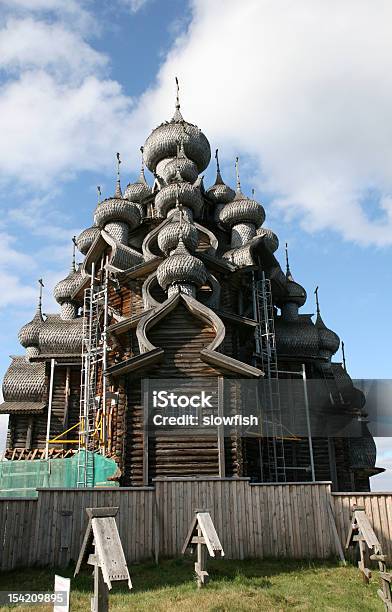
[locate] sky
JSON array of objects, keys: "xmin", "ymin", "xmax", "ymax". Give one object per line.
[{"xmin": 0, "ymin": 0, "xmax": 390, "ymax": 489}]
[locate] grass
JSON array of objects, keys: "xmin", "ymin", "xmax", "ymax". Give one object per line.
[{"xmin": 0, "ymin": 557, "xmax": 385, "ymax": 611}]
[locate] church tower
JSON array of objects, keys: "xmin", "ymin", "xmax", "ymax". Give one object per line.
[{"xmin": 0, "ymin": 80, "xmax": 381, "ymax": 493}]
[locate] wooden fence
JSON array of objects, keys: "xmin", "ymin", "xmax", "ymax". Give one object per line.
[
  {"xmin": 0, "ymin": 479, "xmax": 391, "ymax": 571},
  {"xmin": 154, "ymin": 479, "xmax": 334, "ymax": 559},
  {"xmin": 332, "ymin": 492, "xmax": 392, "ymax": 561}
]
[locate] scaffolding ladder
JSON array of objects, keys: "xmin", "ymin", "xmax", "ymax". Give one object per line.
[
  {"xmin": 77, "ymin": 262, "xmax": 109, "ymax": 487},
  {"xmin": 253, "ymin": 272, "xmax": 286, "ymax": 482}
]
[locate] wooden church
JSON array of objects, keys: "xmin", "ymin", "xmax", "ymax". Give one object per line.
[{"xmin": 0, "ymin": 81, "xmax": 381, "ymax": 492}]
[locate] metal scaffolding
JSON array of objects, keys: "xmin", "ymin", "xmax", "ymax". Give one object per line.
[
  {"xmin": 252, "ymin": 272, "xmax": 286, "ymax": 483},
  {"xmin": 77, "ymin": 261, "xmax": 109, "ymax": 487}
]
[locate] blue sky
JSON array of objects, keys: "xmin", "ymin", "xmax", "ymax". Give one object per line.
[{"xmin": 0, "ymin": 0, "xmax": 390, "ymax": 488}]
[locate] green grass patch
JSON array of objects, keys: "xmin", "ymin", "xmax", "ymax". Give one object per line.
[{"xmin": 0, "ymin": 558, "xmax": 384, "ymax": 611}]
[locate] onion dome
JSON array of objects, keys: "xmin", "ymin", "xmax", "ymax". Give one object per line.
[
  {"xmin": 285, "ymin": 278, "xmax": 307, "ymax": 307},
  {"xmin": 351, "ymin": 386, "xmax": 366, "ymax": 411},
  {"xmin": 331, "ymin": 361, "xmax": 352, "ymax": 391},
  {"xmin": 18, "ymin": 313, "xmax": 42, "ymax": 349},
  {"xmin": 53, "ymin": 269, "xmax": 82, "ymax": 304},
  {"xmin": 2, "ymin": 356, "xmax": 45, "ymax": 402},
  {"xmin": 38, "ymin": 314, "xmax": 83, "ymax": 355},
  {"xmin": 157, "ymin": 237, "xmax": 207, "ymax": 291},
  {"xmin": 95, "ymin": 190, "xmax": 141, "ymax": 229},
  {"xmin": 257, "ymin": 227, "xmax": 279, "ymax": 253},
  {"xmin": 159, "ymin": 142, "xmax": 199, "ymax": 185},
  {"xmin": 329, "ymin": 362, "xmax": 365, "ymax": 409},
  {"xmin": 317, "ymin": 320, "xmax": 340, "ymax": 357},
  {"xmin": 314, "ymin": 287, "xmax": 340, "ymax": 358},
  {"xmin": 219, "ymin": 160, "xmax": 265, "ymax": 229},
  {"xmin": 123, "ymin": 147, "xmax": 152, "ymax": 202},
  {"xmin": 53, "ymin": 249, "xmax": 83, "ymax": 305},
  {"xmin": 156, "ymin": 158, "xmax": 172, "ymax": 178},
  {"xmin": 219, "ymin": 192, "xmax": 265, "ymax": 228},
  {"xmin": 275, "ymin": 315, "xmax": 320, "ymax": 358},
  {"xmin": 143, "ymin": 78, "xmax": 211, "ymax": 173},
  {"xmin": 123, "ymin": 176, "xmax": 151, "ymax": 202},
  {"xmin": 277, "ymin": 244, "xmax": 307, "ymax": 308},
  {"xmin": 206, "ymin": 150, "xmax": 236, "ymax": 205},
  {"xmin": 76, "ymin": 225, "xmax": 100, "ymax": 255},
  {"xmin": 18, "ymin": 280, "xmax": 44, "ymax": 350},
  {"xmin": 158, "ymin": 217, "xmax": 198, "ymax": 255},
  {"xmin": 94, "ymin": 153, "xmax": 141, "ymax": 230},
  {"xmin": 349, "ymin": 424, "xmax": 377, "ymax": 469},
  {"xmin": 155, "ymin": 180, "xmax": 203, "ymax": 218}
]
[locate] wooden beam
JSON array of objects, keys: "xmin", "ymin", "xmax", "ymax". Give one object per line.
[
  {"xmin": 217, "ymin": 377, "xmax": 225, "ymax": 478},
  {"xmin": 25, "ymin": 416, "xmax": 33, "ymax": 450},
  {"xmin": 92, "ymin": 564, "xmax": 109, "ymax": 612},
  {"xmin": 63, "ymin": 367, "xmax": 70, "ymax": 430},
  {"xmin": 143, "ymin": 380, "xmax": 149, "ymax": 487}
]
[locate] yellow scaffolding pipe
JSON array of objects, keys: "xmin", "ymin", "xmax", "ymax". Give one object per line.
[
  {"xmin": 48, "ymin": 421, "xmax": 80, "ymax": 445},
  {"xmin": 48, "ymin": 413, "xmax": 105, "ymax": 447}
]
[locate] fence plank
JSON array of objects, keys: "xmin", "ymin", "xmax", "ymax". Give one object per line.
[{"xmin": 0, "ymin": 484, "xmax": 391, "ymax": 569}]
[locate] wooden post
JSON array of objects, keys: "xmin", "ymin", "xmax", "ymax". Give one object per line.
[
  {"xmin": 371, "ymin": 554, "xmax": 392, "ymax": 611},
  {"xmin": 25, "ymin": 416, "xmax": 33, "ymax": 450},
  {"xmin": 63, "ymin": 367, "xmax": 71, "ymax": 428},
  {"xmin": 327, "ymin": 437, "xmax": 338, "ymax": 490},
  {"xmin": 92, "ymin": 563, "xmax": 109, "ymax": 612},
  {"xmin": 182, "ymin": 509, "xmax": 224, "ymax": 589},
  {"xmin": 301, "ymin": 363, "xmax": 315, "ymax": 482},
  {"xmin": 102, "ymin": 262, "xmax": 109, "ymax": 452},
  {"xmin": 143, "ymin": 379, "xmax": 149, "ymax": 486},
  {"xmin": 75, "ymin": 506, "xmax": 132, "ymax": 609},
  {"xmin": 217, "ymin": 377, "xmax": 225, "ymax": 477},
  {"xmin": 45, "ymin": 358, "xmax": 56, "ymax": 460},
  {"xmin": 195, "ymin": 525, "xmax": 209, "ymax": 588},
  {"xmin": 346, "ymin": 506, "xmax": 392, "ymax": 610},
  {"xmin": 358, "ymin": 538, "xmax": 370, "ymax": 583}
]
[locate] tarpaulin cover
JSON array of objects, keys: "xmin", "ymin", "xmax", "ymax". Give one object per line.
[{"xmin": 0, "ymin": 451, "xmax": 118, "ymax": 498}]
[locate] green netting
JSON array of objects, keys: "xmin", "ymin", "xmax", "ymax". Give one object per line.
[{"xmin": 0, "ymin": 451, "xmax": 118, "ymax": 498}]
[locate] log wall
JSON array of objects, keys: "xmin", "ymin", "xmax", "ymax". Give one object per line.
[
  {"xmin": 1, "ymin": 480, "xmax": 391, "ymax": 571},
  {"xmin": 123, "ymin": 303, "xmax": 230, "ymax": 485}
]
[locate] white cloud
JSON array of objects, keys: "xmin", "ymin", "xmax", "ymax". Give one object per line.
[
  {"xmin": 0, "ymin": 270, "xmax": 37, "ymax": 308},
  {"xmin": 132, "ymin": 0, "xmax": 392, "ymax": 246},
  {"xmin": 1, "ymin": 0, "xmax": 392, "ymax": 249},
  {"xmin": 0, "ymin": 0, "xmax": 96, "ymax": 33},
  {"xmin": 0, "ymin": 0, "xmax": 391, "ymax": 324},
  {"xmin": 0, "ymin": 71, "xmax": 134, "ymax": 186},
  {"xmin": 7, "ymin": 190, "xmax": 79, "ymax": 241},
  {"xmin": 0, "ymin": 9, "xmax": 136, "ymax": 187},
  {"xmin": 0, "ymin": 18, "xmax": 108, "ymax": 80},
  {"xmin": 0, "ymin": 230, "xmax": 38, "ymax": 307},
  {"xmin": 0, "ymin": 2, "xmax": 137, "ymax": 317},
  {"xmin": 0, "ymin": 232, "xmax": 36, "ymax": 269}
]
